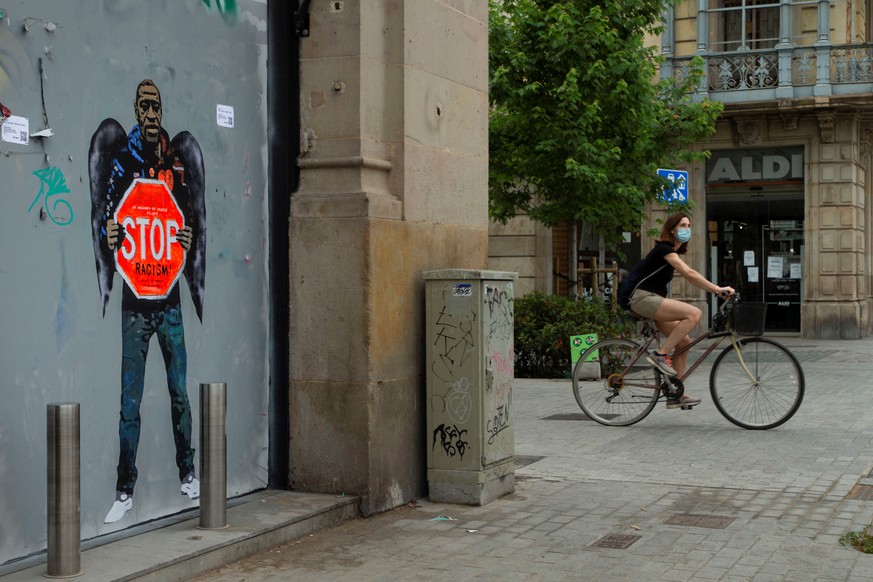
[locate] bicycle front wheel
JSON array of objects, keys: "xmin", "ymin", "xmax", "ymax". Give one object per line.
[
  {"xmin": 572, "ymin": 339, "xmax": 661, "ymax": 427},
  {"xmin": 710, "ymin": 337, "xmax": 805, "ymax": 430}
]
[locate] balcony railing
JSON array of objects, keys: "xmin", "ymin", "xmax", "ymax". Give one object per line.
[
  {"xmin": 710, "ymin": 52, "xmax": 778, "ymax": 91},
  {"xmin": 831, "ymin": 46, "xmax": 873, "ymax": 83},
  {"xmin": 792, "ymin": 49, "xmax": 816, "ymax": 86},
  {"xmin": 667, "ymin": 44, "xmax": 873, "ymax": 101}
]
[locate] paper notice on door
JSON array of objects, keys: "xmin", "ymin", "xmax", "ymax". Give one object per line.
[
  {"xmin": 743, "ymin": 250, "xmax": 755, "ymax": 266},
  {"xmin": 747, "ymin": 266, "xmax": 759, "ymax": 283},
  {"xmin": 767, "ymin": 256, "xmax": 784, "ymax": 278},
  {"xmin": 789, "ymin": 262, "xmax": 802, "ymax": 279}
]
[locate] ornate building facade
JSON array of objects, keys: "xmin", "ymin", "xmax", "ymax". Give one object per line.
[{"xmin": 491, "ymin": 1, "xmax": 873, "ymax": 338}]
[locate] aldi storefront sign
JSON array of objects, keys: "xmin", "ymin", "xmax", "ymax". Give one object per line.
[{"xmin": 706, "ymin": 147, "xmax": 804, "ymax": 184}]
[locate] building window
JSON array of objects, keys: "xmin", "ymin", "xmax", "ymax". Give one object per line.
[
  {"xmin": 709, "ymin": 0, "xmax": 780, "ymax": 52},
  {"xmin": 791, "ymin": 0, "xmax": 820, "ymax": 47}
]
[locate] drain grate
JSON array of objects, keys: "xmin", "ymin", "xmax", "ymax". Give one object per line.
[
  {"xmin": 543, "ymin": 413, "xmax": 587, "ymax": 421},
  {"xmin": 663, "ymin": 514, "xmax": 735, "ymax": 529},
  {"xmin": 514, "ymin": 455, "xmax": 546, "ymax": 468},
  {"xmin": 591, "ymin": 534, "xmax": 642, "ymax": 549},
  {"xmin": 848, "ymin": 484, "xmax": 873, "ymax": 500},
  {"xmin": 542, "ymin": 413, "xmax": 618, "ymax": 421}
]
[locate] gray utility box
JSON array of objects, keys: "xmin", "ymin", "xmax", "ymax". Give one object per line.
[{"xmin": 423, "ymin": 269, "xmax": 517, "ymax": 505}]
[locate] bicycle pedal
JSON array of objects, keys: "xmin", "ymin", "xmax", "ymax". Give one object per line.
[{"xmin": 680, "ymin": 403, "xmax": 698, "ymax": 411}]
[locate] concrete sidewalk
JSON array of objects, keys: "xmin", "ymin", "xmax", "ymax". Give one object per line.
[
  {"xmin": 0, "ymin": 490, "xmax": 359, "ymax": 582},
  {"xmin": 5, "ymin": 336, "xmax": 873, "ymax": 581}
]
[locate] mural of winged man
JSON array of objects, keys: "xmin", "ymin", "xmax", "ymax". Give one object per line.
[{"xmin": 89, "ymin": 79, "xmax": 206, "ymax": 524}]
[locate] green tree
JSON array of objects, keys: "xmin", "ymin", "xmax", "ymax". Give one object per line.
[{"xmin": 489, "ymin": 0, "xmax": 722, "ymax": 245}]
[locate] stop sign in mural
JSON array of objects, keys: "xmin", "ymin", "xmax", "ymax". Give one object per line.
[{"xmin": 114, "ymin": 178, "xmax": 186, "ymax": 299}]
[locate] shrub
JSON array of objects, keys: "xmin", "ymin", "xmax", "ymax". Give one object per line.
[{"xmin": 513, "ymin": 292, "xmax": 636, "ymax": 378}]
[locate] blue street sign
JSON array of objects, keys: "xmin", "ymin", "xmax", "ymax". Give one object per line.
[{"xmin": 657, "ymin": 168, "xmax": 689, "ymax": 203}]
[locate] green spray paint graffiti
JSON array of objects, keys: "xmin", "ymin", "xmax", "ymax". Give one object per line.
[
  {"xmin": 30, "ymin": 166, "xmax": 74, "ymax": 226},
  {"xmin": 201, "ymin": 0, "xmax": 237, "ymax": 25}
]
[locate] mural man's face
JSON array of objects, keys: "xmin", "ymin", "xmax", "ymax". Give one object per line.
[{"xmin": 135, "ymin": 86, "xmax": 162, "ymax": 144}]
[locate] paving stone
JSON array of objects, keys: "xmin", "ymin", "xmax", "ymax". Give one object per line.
[{"xmin": 38, "ymin": 335, "xmax": 870, "ymax": 582}]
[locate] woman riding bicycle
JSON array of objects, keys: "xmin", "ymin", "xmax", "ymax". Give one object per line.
[{"xmin": 620, "ymin": 212, "xmax": 735, "ymax": 408}]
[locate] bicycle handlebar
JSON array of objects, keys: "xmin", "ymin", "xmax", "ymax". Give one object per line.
[{"xmin": 716, "ymin": 292, "xmax": 741, "ymax": 315}]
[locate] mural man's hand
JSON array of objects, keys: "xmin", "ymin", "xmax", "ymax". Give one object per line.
[
  {"xmin": 106, "ymin": 219, "xmax": 120, "ymax": 250},
  {"xmin": 177, "ymin": 226, "xmax": 193, "ymax": 252}
]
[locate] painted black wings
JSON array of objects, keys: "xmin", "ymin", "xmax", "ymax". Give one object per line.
[
  {"xmin": 88, "ymin": 118, "xmax": 126, "ymax": 317},
  {"xmin": 171, "ymin": 131, "xmax": 206, "ymax": 323}
]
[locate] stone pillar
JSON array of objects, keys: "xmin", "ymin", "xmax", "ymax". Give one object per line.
[
  {"xmin": 775, "ymin": 0, "xmax": 793, "ymax": 99},
  {"xmin": 696, "ymin": 0, "xmax": 707, "ymax": 54},
  {"xmin": 863, "ymin": 123, "xmax": 873, "ymax": 336},
  {"xmin": 695, "ymin": 0, "xmax": 709, "ymax": 95},
  {"xmin": 805, "ymin": 113, "xmax": 867, "ymax": 338},
  {"xmin": 813, "ymin": 0, "xmax": 832, "ymax": 96},
  {"xmin": 290, "ymin": 1, "xmax": 489, "ymax": 514},
  {"xmin": 659, "ymin": 5, "xmax": 674, "ymax": 80}
]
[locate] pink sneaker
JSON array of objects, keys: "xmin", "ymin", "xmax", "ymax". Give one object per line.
[{"xmin": 646, "ymin": 351, "xmax": 677, "ymax": 377}]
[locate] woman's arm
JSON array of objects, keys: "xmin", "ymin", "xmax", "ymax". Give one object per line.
[{"xmin": 665, "ymin": 253, "xmax": 734, "ymax": 296}]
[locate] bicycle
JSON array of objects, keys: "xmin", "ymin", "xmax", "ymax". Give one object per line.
[{"xmin": 571, "ymin": 294, "xmax": 805, "ymax": 430}]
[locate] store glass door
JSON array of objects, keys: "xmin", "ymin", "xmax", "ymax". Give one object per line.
[{"xmin": 707, "ymin": 190, "xmax": 803, "ymax": 333}]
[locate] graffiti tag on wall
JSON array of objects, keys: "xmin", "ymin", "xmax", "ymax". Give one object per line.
[
  {"xmin": 430, "ymin": 290, "xmax": 478, "ymax": 461},
  {"xmin": 444, "ymin": 377, "xmax": 471, "ymax": 424},
  {"xmin": 485, "ymin": 284, "xmax": 514, "ymax": 453},
  {"xmin": 431, "ymin": 304, "xmax": 476, "ymax": 384},
  {"xmin": 201, "ymin": 0, "xmax": 238, "ymax": 25},
  {"xmin": 433, "ymin": 423, "xmax": 469, "ymax": 460},
  {"xmin": 29, "ymin": 166, "xmax": 74, "ymax": 226},
  {"xmin": 429, "ymin": 281, "xmax": 515, "ymax": 462}
]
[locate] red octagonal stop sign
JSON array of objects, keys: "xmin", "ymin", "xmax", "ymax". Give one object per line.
[{"xmin": 114, "ymin": 178, "xmax": 186, "ymax": 299}]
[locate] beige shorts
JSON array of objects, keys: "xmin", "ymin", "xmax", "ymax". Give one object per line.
[{"xmin": 629, "ymin": 289, "xmax": 664, "ymax": 319}]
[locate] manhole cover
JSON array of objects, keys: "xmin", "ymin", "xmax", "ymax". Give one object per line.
[
  {"xmin": 848, "ymin": 484, "xmax": 873, "ymax": 500},
  {"xmin": 591, "ymin": 534, "xmax": 641, "ymax": 549},
  {"xmin": 514, "ymin": 455, "xmax": 546, "ymax": 468},
  {"xmin": 663, "ymin": 514, "xmax": 735, "ymax": 529}
]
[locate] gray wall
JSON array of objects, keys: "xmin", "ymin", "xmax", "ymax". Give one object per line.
[{"xmin": 0, "ymin": 0, "xmax": 270, "ymax": 564}]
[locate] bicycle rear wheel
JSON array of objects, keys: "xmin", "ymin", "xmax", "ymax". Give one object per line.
[
  {"xmin": 710, "ymin": 337, "xmax": 805, "ymax": 430},
  {"xmin": 572, "ymin": 339, "xmax": 661, "ymax": 426}
]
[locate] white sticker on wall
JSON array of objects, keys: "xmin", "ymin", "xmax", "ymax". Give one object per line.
[
  {"xmin": 452, "ymin": 283, "xmax": 472, "ymax": 297},
  {"xmin": 216, "ymin": 104, "xmax": 234, "ymax": 128},
  {"xmin": 1, "ymin": 115, "xmax": 29, "ymax": 145}
]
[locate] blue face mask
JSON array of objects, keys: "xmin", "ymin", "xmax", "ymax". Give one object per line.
[{"xmin": 676, "ymin": 227, "xmax": 691, "ymax": 243}]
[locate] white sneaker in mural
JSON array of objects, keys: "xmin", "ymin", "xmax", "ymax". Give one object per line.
[
  {"xmin": 104, "ymin": 492, "xmax": 133, "ymax": 524},
  {"xmin": 181, "ymin": 473, "xmax": 200, "ymax": 500}
]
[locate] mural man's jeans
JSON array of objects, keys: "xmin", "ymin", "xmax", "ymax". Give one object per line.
[{"xmin": 116, "ymin": 305, "xmax": 195, "ymax": 495}]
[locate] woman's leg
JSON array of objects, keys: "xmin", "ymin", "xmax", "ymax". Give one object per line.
[
  {"xmin": 653, "ymin": 319, "xmax": 692, "ymax": 376},
  {"xmin": 653, "ymin": 298, "xmax": 701, "ymax": 375}
]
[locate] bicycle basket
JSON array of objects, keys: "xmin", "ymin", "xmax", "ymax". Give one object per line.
[{"xmin": 729, "ymin": 302, "xmax": 767, "ymax": 336}]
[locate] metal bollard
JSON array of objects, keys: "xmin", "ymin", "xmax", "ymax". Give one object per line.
[
  {"xmin": 45, "ymin": 403, "xmax": 83, "ymax": 578},
  {"xmin": 198, "ymin": 383, "xmax": 228, "ymax": 529}
]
